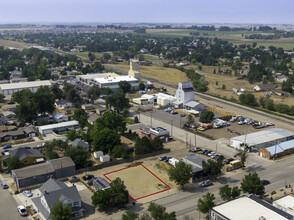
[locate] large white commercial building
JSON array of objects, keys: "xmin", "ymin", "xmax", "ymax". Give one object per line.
[
  {"xmin": 230, "ymin": 128, "xmax": 294, "ymax": 151},
  {"xmin": 94, "ymin": 75, "xmax": 139, "ymax": 91},
  {"xmin": 76, "ymin": 73, "xmax": 118, "ymax": 84},
  {"xmin": 210, "ymin": 195, "xmax": 292, "ymax": 220},
  {"xmin": 38, "ymin": 121, "xmax": 80, "ymax": 135},
  {"xmin": 273, "ymin": 195, "xmax": 294, "ymax": 217},
  {"xmin": 0, "ymin": 80, "xmax": 52, "ymax": 95}
]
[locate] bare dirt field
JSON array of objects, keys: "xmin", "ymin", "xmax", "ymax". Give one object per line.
[
  {"xmin": 0, "ymin": 39, "xmax": 33, "ymax": 49},
  {"xmin": 104, "ymin": 163, "xmax": 171, "ymax": 200},
  {"xmin": 105, "ymin": 63, "xmax": 188, "ymax": 86}
]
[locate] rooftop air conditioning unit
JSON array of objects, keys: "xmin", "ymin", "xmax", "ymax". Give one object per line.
[{"xmin": 259, "ymin": 216, "xmax": 266, "ymax": 220}]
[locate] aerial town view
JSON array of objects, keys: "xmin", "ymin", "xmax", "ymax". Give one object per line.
[{"xmin": 1, "ymin": 0, "xmax": 294, "ymax": 219}]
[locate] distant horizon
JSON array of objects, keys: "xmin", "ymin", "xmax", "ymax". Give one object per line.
[{"xmin": 1, "ymin": 0, "xmax": 293, "ymax": 25}]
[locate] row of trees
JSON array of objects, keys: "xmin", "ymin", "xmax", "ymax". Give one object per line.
[{"xmin": 239, "ymin": 93, "xmax": 294, "ymax": 116}]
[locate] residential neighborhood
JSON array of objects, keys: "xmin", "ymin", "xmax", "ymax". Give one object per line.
[{"xmin": 1, "ymin": 2, "xmax": 294, "ymax": 220}]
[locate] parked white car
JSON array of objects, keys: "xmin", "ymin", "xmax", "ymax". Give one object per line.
[
  {"xmin": 17, "ymin": 205, "xmax": 27, "ymax": 216},
  {"xmin": 23, "ymin": 190, "xmax": 33, "ymax": 197}
]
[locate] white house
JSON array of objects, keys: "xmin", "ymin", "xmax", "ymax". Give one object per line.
[
  {"xmin": 276, "ymin": 75, "xmax": 289, "ymax": 83},
  {"xmin": 55, "ymin": 99, "xmax": 73, "ymax": 109},
  {"xmin": 53, "ymin": 113, "xmax": 69, "ymax": 123}
]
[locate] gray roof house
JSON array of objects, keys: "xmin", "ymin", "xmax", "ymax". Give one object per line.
[
  {"xmin": 69, "ymin": 138, "xmax": 90, "ymax": 151},
  {"xmin": 11, "ymin": 157, "xmax": 75, "ymax": 188},
  {"xmin": 55, "ymin": 99, "xmax": 73, "ymax": 109},
  {"xmin": 87, "ymin": 113, "xmax": 99, "ymax": 125},
  {"xmin": 9, "ymin": 147, "xmax": 45, "ymax": 165},
  {"xmin": 0, "ymin": 116, "xmax": 7, "ymax": 125},
  {"xmin": 32, "ymin": 178, "xmax": 84, "ymax": 220},
  {"xmin": 53, "ymin": 113, "xmax": 69, "ymax": 123}
]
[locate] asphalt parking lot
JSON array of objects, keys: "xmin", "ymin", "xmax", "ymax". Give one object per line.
[{"xmin": 141, "ymin": 107, "xmax": 197, "ymax": 129}]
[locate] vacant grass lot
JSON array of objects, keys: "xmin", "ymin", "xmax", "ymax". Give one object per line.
[
  {"xmin": 104, "ymin": 163, "xmax": 170, "ymax": 200},
  {"xmin": 105, "ymin": 63, "xmax": 188, "ymax": 86}
]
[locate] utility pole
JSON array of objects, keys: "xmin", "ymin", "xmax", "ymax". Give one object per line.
[
  {"xmin": 150, "ymin": 111, "xmax": 153, "ymax": 127},
  {"xmin": 171, "ymin": 120, "xmax": 173, "ymax": 136},
  {"xmin": 194, "ymin": 133, "xmax": 196, "ymax": 147},
  {"xmin": 186, "ymin": 133, "xmax": 188, "ymax": 148}
]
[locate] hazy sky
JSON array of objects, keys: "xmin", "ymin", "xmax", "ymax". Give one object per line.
[{"xmin": 0, "ymin": 0, "xmax": 293, "ymax": 24}]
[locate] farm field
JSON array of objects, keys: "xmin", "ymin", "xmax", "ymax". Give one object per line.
[
  {"xmin": 136, "ymin": 29, "xmax": 294, "ymax": 50},
  {"xmin": 104, "ymin": 163, "xmax": 171, "ymax": 200}
]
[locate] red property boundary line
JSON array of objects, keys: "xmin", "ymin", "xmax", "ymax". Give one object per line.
[{"xmin": 103, "ymin": 163, "xmax": 171, "ymax": 201}]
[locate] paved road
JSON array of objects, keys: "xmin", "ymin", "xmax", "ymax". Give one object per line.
[{"xmin": 0, "ymin": 186, "xmax": 25, "ymax": 220}]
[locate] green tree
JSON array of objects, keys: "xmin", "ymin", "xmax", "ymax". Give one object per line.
[
  {"xmin": 34, "ymin": 86, "xmax": 55, "ymax": 114},
  {"xmin": 92, "ymin": 188, "xmax": 112, "ymax": 210},
  {"xmin": 0, "ymin": 94, "xmax": 5, "ymax": 103},
  {"xmin": 92, "ymin": 177, "xmax": 128, "ymax": 210},
  {"xmin": 15, "ymin": 97, "xmax": 38, "ymax": 122},
  {"xmin": 38, "ymin": 63, "xmax": 51, "ymax": 80},
  {"xmin": 65, "ymin": 146, "xmax": 91, "ymax": 169},
  {"xmin": 239, "ymin": 93, "xmax": 257, "ymax": 106},
  {"xmin": 63, "ymin": 83, "xmax": 82, "ymax": 105},
  {"xmin": 202, "ymin": 158, "xmax": 223, "ymax": 178},
  {"xmin": 234, "ymin": 143, "xmax": 251, "ymax": 168},
  {"xmin": 3, "ymin": 156, "xmax": 21, "ymax": 171},
  {"xmin": 88, "ymin": 52, "xmax": 96, "ymax": 62},
  {"xmin": 186, "ymin": 115, "xmax": 194, "ymax": 127},
  {"xmin": 241, "ymin": 172, "xmax": 265, "ymax": 196},
  {"xmin": 51, "ymin": 200, "xmax": 72, "ymax": 220},
  {"xmin": 102, "ymin": 53, "xmax": 111, "ymax": 61},
  {"xmin": 199, "ymin": 111, "xmax": 214, "ymax": 123},
  {"xmin": 264, "ymin": 99, "xmax": 275, "ymax": 111},
  {"xmin": 73, "ymin": 108, "xmax": 88, "ymax": 127},
  {"xmin": 139, "ymin": 82, "xmax": 145, "ymax": 91},
  {"xmin": 111, "ymin": 145, "xmax": 128, "ymax": 159},
  {"xmin": 67, "ymin": 130, "xmax": 80, "ymax": 141},
  {"xmin": 275, "ymin": 103, "xmax": 290, "ymax": 114},
  {"xmin": 135, "ymin": 137, "xmax": 153, "ymax": 155},
  {"xmin": 51, "ymin": 84, "xmax": 64, "ymax": 100},
  {"xmin": 122, "ymin": 211, "xmax": 139, "ymax": 220},
  {"xmin": 197, "ymin": 192, "xmax": 215, "ymax": 215},
  {"xmin": 148, "ymin": 202, "xmax": 176, "ymax": 220},
  {"xmin": 46, "ymin": 151, "xmax": 60, "ymax": 160},
  {"xmin": 118, "ymin": 81, "xmax": 132, "ymax": 93},
  {"xmin": 87, "ymin": 86, "xmax": 101, "ymax": 103},
  {"xmin": 219, "ymin": 185, "xmax": 241, "ymax": 201},
  {"xmin": 95, "ymin": 111, "xmax": 126, "ymax": 133},
  {"xmin": 92, "ymin": 128, "xmax": 121, "ymax": 152},
  {"xmin": 105, "ymin": 90, "xmax": 130, "ymax": 113},
  {"xmin": 151, "ymin": 137, "xmax": 164, "ymax": 151},
  {"xmin": 168, "ymin": 161, "xmax": 193, "ymax": 188}
]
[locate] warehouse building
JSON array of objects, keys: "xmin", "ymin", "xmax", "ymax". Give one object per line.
[
  {"xmin": 210, "ymin": 195, "xmax": 292, "ymax": 220},
  {"xmin": 93, "ymin": 75, "xmax": 139, "ymax": 91},
  {"xmin": 230, "ymin": 128, "xmax": 294, "ymax": 151},
  {"xmin": 258, "ymin": 139, "xmax": 294, "ymax": 160},
  {"xmin": 76, "ymin": 72, "xmax": 118, "ymax": 84},
  {"xmin": 0, "ymin": 80, "xmax": 52, "ymax": 95},
  {"xmin": 38, "ymin": 121, "xmax": 80, "ymax": 135}
]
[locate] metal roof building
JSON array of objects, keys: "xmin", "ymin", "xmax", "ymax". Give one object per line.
[
  {"xmin": 38, "ymin": 120, "xmax": 80, "ymax": 134},
  {"xmin": 0, "ymin": 80, "xmax": 52, "ymax": 95},
  {"xmin": 93, "ymin": 75, "xmax": 139, "ymax": 91},
  {"xmin": 230, "ymin": 128, "xmax": 294, "ymax": 151},
  {"xmin": 273, "ymin": 195, "xmax": 294, "ymax": 218}
]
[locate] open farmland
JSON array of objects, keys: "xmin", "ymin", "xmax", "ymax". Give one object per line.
[
  {"xmin": 135, "ymin": 29, "xmax": 294, "ymax": 50},
  {"xmin": 0, "ymin": 39, "xmax": 34, "ymax": 49}
]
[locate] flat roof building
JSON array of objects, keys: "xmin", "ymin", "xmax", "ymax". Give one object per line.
[
  {"xmin": 210, "ymin": 195, "xmax": 292, "ymax": 220},
  {"xmin": 140, "ymin": 125, "xmax": 170, "ymax": 142},
  {"xmin": 76, "ymin": 72, "xmax": 118, "ymax": 84},
  {"xmin": 230, "ymin": 128, "xmax": 294, "ymax": 151},
  {"xmin": 38, "ymin": 121, "xmax": 80, "ymax": 135},
  {"xmin": 273, "ymin": 195, "xmax": 294, "ymax": 218},
  {"xmin": 93, "ymin": 75, "xmax": 139, "ymax": 91},
  {"xmin": 0, "ymin": 80, "xmax": 52, "ymax": 95}
]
